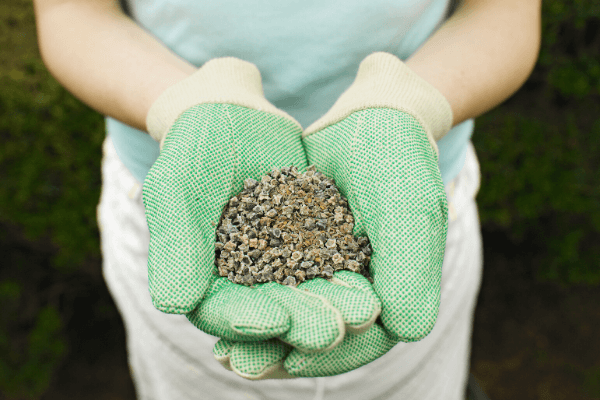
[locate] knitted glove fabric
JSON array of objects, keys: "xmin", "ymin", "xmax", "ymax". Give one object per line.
[
  {"xmin": 215, "ymin": 52, "xmax": 453, "ymax": 378},
  {"xmin": 143, "ymin": 57, "xmax": 362, "ymax": 350},
  {"xmin": 213, "ymin": 270, "xmax": 382, "ymax": 380},
  {"xmin": 303, "ymin": 51, "xmax": 452, "ymax": 342}
]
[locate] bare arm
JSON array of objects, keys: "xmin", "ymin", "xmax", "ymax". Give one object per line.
[
  {"xmin": 33, "ymin": 0, "xmax": 196, "ymax": 131},
  {"xmin": 406, "ymin": 0, "xmax": 542, "ymax": 126}
]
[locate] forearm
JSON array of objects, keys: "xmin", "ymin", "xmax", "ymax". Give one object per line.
[
  {"xmin": 33, "ymin": 0, "xmax": 196, "ymax": 131},
  {"xmin": 406, "ymin": 0, "xmax": 542, "ymax": 127}
]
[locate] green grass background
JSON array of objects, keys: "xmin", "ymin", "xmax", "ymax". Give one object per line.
[{"xmin": 0, "ymin": 0, "xmax": 599, "ymax": 398}]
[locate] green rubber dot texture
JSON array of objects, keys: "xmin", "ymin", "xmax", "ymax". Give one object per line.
[{"xmin": 304, "ymin": 108, "xmax": 448, "ymax": 342}]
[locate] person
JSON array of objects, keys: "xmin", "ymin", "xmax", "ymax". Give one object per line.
[{"xmin": 33, "ymin": 0, "xmax": 542, "ymax": 398}]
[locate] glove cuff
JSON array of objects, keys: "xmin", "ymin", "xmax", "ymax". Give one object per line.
[
  {"xmin": 146, "ymin": 57, "xmax": 302, "ymax": 145},
  {"xmin": 303, "ymin": 52, "xmax": 453, "ymax": 153}
]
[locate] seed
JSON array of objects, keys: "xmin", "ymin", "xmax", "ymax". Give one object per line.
[
  {"xmin": 238, "ymin": 244, "xmax": 249, "ymax": 253},
  {"xmin": 271, "ymin": 258, "xmax": 283, "ymax": 268},
  {"xmin": 346, "ymin": 260, "xmax": 361, "ymax": 273},
  {"xmin": 214, "ymin": 165, "xmax": 373, "ymax": 286},
  {"xmin": 291, "ymin": 251, "xmax": 303, "ymax": 261},
  {"xmin": 316, "ymin": 219, "xmax": 327, "ymax": 230},
  {"xmin": 244, "ymin": 178, "xmax": 259, "ymax": 190},
  {"xmin": 282, "ymin": 276, "xmax": 297, "ymax": 286},
  {"xmin": 248, "ymin": 249, "xmax": 262, "ymax": 259},
  {"xmin": 274, "ymin": 268, "xmax": 284, "ymax": 281},
  {"xmin": 332, "ymin": 253, "xmax": 344, "ymax": 264},
  {"xmin": 322, "ymin": 266, "xmax": 334, "ymax": 278},
  {"xmin": 294, "ymin": 269, "xmax": 306, "ymax": 283}
]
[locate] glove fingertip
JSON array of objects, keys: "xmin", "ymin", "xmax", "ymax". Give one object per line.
[
  {"xmin": 213, "ymin": 339, "xmax": 234, "ymax": 371},
  {"xmin": 151, "ymin": 296, "xmax": 198, "ymax": 314}
]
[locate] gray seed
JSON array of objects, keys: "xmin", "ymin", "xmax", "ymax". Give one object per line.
[
  {"xmin": 215, "ymin": 165, "xmax": 372, "ymax": 286},
  {"xmin": 271, "ymin": 258, "xmax": 283, "ymax": 268},
  {"xmin": 332, "ymin": 253, "xmax": 344, "ymax": 264},
  {"xmin": 242, "ymin": 274, "xmax": 255, "ymax": 285},
  {"xmin": 271, "ymin": 248, "xmax": 283, "ymax": 257},
  {"xmin": 238, "ymin": 244, "xmax": 249, "ymax": 253},
  {"xmin": 274, "ymin": 268, "xmax": 284, "ymax": 281},
  {"xmin": 346, "ymin": 260, "xmax": 361, "ymax": 273},
  {"xmin": 223, "ymin": 241, "xmax": 236, "ymax": 252},
  {"xmin": 248, "ymin": 249, "xmax": 262, "ymax": 259},
  {"xmin": 295, "ymin": 270, "xmax": 306, "ymax": 283},
  {"xmin": 282, "ymin": 276, "xmax": 296, "ymax": 286},
  {"xmin": 244, "ymin": 178, "xmax": 259, "ymax": 190},
  {"xmin": 304, "ymin": 218, "xmax": 316, "ymax": 230},
  {"xmin": 257, "ymin": 239, "xmax": 267, "ymax": 250},
  {"xmin": 325, "ymin": 239, "xmax": 337, "ymax": 249}
]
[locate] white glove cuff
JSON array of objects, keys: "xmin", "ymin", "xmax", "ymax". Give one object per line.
[
  {"xmin": 303, "ymin": 52, "xmax": 454, "ymax": 154},
  {"xmin": 146, "ymin": 57, "xmax": 301, "ymax": 146}
]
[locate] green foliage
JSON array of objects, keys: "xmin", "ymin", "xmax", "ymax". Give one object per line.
[
  {"xmin": 0, "ymin": 267, "xmax": 66, "ymax": 399},
  {"xmin": 582, "ymin": 366, "xmax": 600, "ymax": 398},
  {"xmin": 0, "ymin": 57, "xmax": 105, "ymax": 270},
  {"xmin": 0, "ymin": 303, "xmax": 66, "ymax": 399},
  {"xmin": 474, "ymin": 110, "xmax": 600, "ymax": 285},
  {"xmin": 0, "ymin": 5, "xmax": 104, "ymax": 395},
  {"xmin": 473, "ymin": 0, "xmax": 600, "ymax": 285},
  {"xmin": 539, "ymin": 1, "xmax": 600, "ymax": 99}
]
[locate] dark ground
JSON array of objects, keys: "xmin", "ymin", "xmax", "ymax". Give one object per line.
[{"xmin": 39, "ymin": 228, "xmax": 600, "ymax": 400}]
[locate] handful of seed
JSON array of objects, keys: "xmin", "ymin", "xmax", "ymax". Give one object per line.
[{"xmin": 214, "ymin": 165, "xmax": 372, "ymax": 287}]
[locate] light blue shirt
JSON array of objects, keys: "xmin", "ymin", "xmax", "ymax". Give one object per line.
[{"xmin": 109, "ymin": 0, "xmax": 473, "ymax": 184}]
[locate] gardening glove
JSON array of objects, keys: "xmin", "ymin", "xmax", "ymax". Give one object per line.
[
  {"xmin": 215, "ymin": 51, "xmax": 452, "ymax": 378},
  {"xmin": 142, "ymin": 57, "xmax": 379, "ymax": 353},
  {"xmin": 213, "ymin": 270, "xmax": 382, "ymax": 379}
]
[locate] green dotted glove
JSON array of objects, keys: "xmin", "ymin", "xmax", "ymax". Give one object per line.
[
  {"xmin": 142, "ymin": 57, "xmax": 371, "ymax": 351},
  {"xmin": 214, "ymin": 52, "xmax": 453, "ymax": 378},
  {"xmin": 213, "ymin": 270, "xmax": 382, "ymax": 379}
]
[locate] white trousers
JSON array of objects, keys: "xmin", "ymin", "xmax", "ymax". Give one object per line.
[{"xmin": 97, "ymin": 136, "xmax": 483, "ymax": 400}]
